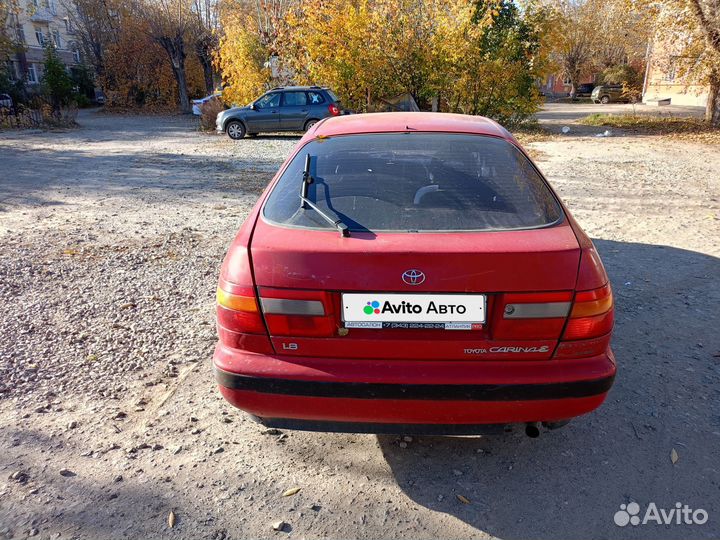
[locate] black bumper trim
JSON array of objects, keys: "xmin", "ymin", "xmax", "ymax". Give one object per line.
[
  {"xmin": 250, "ymin": 415, "xmax": 512, "ymax": 435},
  {"xmin": 214, "ymin": 367, "xmax": 614, "ymax": 402}
]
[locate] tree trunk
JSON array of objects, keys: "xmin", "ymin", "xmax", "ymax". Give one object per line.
[
  {"xmin": 195, "ymin": 37, "xmax": 215, "ymax": 95},
  {"xmin": 200, "ymin": 57, "xmax": 213, "ymax": 95},
  {"xmin": 706, "ymin": 69, "xmax": 720, "ymax": 127},
  {"xmin": 173, "ymin": 62, "xmax": 191, "ymax": 113},
  {"xmin": 158, "ymin": 35, "xmax": 191, "ymax": 113}
]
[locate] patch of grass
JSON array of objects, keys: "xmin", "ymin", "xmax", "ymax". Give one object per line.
[
  {"xmin": 512, "ymin": 121, "xmax": 556, "ymax": 145},
  {"xmin": 579, "ymin": 113, "xmax": 720, "ymax": 144}
]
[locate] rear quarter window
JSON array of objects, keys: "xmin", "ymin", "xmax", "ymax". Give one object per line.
[
  {"xmin": 263, "ymin": 133, "xmax": 562, "ymax": 233},
  {"xmin": 308, "ymin": 91, "xmax": 326, "ymax": 104}
]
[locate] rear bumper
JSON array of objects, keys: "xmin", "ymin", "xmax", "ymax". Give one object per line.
[{"xmin": 213, "ymin": 343, "xmax": 616, "ymax": 430}]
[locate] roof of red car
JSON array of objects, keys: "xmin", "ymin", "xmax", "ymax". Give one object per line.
[{"xmin": 309, "ymin": 112, "xmax": 513, "ymax": 140}]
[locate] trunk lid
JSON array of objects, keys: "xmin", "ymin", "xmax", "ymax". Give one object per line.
[{"xmin": 249, "ymin": 219, "xmax": 580, "ymax": 361}]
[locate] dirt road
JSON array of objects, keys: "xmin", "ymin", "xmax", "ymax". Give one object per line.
[{"xmin": 1, "ymin": 110, "xmax": 719, "ymax": 540}]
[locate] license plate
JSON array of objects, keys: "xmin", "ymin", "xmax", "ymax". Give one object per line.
[{"xmin": 342, "ymin": 293, "xmax": 486, "ymax": 330}]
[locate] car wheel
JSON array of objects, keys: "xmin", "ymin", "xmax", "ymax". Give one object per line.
[
  {"xmin": 226, "ymin": 120, "xmax": 246, "ymax": 140},
  {"xmin": 600, "ymin": 95, "xmax": 610, "ymax": 104},
  {"xmin": 304, "ymin": 119, "xmax": 319, "ymax": 132}
]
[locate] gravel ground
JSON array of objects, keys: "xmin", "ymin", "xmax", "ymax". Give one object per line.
[{"xmin": 0, "ymin": 109, "xmax": 719, "ymax": 540}]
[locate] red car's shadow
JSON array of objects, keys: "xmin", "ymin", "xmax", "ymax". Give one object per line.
[{"xmin": 377, "ymin": 239, "xmax": 720, "ymax": 540}]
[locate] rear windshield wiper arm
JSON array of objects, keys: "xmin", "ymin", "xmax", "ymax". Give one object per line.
[{"xmin": 299, "ymin": 153, "xmax": 350, "ymax": 237}]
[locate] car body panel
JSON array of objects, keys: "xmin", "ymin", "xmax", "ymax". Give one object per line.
[
  {"xmin": 213, "ymin": 112, "xmax": 616, "ymax": 433},
  {"xmin": 591, "ymin": 85, "xmax": 639, "ymax": 104},
  {"xmin": 214, "ymin": 343, "xmax": 615, "ymax": 424},
  {"xmin": 217, "ymin": 87, "xmax": 341, "ymax": 136}
]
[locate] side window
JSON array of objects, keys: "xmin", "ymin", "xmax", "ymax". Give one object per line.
[
  {"xmin": 283, "ymin": 92, "xmax": 308, "ymax": 106},
  {"xmin": 307, "ymin": 91, "xmax": 325, "ymax": 105},
  {"xmin": 256, "ymin": 93, "xmax": 281, "ymax": 109}
]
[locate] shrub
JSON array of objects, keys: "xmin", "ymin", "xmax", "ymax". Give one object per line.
[
  {"xmin": 199, "ymin": 97, "xmax": 225, "ymax": 132},
  {"xmin": 41, "ymin": 45, "xmax": 74, "ymax": 111}
]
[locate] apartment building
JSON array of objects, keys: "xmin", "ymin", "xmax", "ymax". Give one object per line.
[{"xmin": 5, "ymin": 0, "xmax": 82, "ymax": 86}]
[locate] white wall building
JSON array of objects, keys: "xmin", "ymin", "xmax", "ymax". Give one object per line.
[{"xmin": 5, "ymin": 0, "xmax": 83, "ymax": 86}]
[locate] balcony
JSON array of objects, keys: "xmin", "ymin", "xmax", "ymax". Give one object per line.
[{"xmin": 30, "ymin": 8, "xmax": 56, "ymax": 23}]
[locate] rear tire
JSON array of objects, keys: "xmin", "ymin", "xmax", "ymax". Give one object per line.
[
  {"xmin": 226, "ymin": 120, "xmax": 246, "ymax": 140},
  {"xmin": 600, "ymin": 95, "xmax": 610, "ymax": 104},
  {"xmin": 304, "ymin": 119, "xmax": 319, "ymax": 131}
]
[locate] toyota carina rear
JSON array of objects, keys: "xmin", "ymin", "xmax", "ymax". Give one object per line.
[{"xmin": 213, "ymin": 112, "xmax": 615, "ymax": 436}]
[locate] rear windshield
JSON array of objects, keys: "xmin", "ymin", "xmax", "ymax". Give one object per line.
[{"xmin": 263, "ymin": 133, "xmax": 562, "ymax": 233}]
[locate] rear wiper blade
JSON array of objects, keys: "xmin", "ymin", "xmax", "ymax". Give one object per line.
[{"xmin": 299, "ymin": 153, "xmax": 350, "ymax": 237}]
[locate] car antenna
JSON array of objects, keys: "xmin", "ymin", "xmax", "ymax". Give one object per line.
[{"xmin": 299, "ymin": 153, "xmax": 350, "ymax": 238}]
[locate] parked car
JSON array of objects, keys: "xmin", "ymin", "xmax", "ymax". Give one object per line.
[
  {"xmin": 192, "ymin": 92, "xmax": 222, "ymax": 115},
  {"xmin": 213, "ymin": 112, "xmax": 616, "ymax": 437},
  {"xmin": 592, "ymin": 84, "xmax": 639, "ymax": 104},
  {"xmin": 575, "ymin": 83, "xmax": 595, "ymax": 97},
  {"xmin": 216, "ymin": 86, "xmax": 342, "ymax": 139},
  {"xmin": 0, "ymin": 93, "xmax": 13, "ymax": 110}
]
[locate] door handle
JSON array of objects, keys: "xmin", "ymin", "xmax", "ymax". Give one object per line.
[
  {"xmin": 300, "ymin": 109, "xmax": 308, "ymax": 112},
  {"xmin": 271, "ymin": 110, "xmax": 278, "ymax": 114}
]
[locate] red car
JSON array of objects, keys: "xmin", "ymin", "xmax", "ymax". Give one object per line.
[{"xmin": 213, "ymin": 112, "xmax": 615, "ymax": 437}]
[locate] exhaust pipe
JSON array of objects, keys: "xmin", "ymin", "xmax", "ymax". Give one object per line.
[{"xmin": 524, "ymin": 422, "xmax": 541, "ymax": 438}]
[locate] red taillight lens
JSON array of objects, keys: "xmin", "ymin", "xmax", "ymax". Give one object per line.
[
  {"xmin": 259, "ymin": 288, "xmax": 337, "ymax": 338},
  {"xmin": 562, "ymin": 310, "xmax": 614, "ymax": 340},
  {"xmin": 328, "ymin": 103, "xmax": 340, "ymax": 116},
  {"xmin": 216, "ymin": 286, "xmax": 272, "ymax": 353},
  {"xmin": 554, "ymin": 283, "xmax": 614, "ymax": 358}
]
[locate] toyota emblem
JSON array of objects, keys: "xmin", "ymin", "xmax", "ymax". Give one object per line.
[{"xmin": 402, "ymin": 269, "xmax": 425, "ymax": 285}]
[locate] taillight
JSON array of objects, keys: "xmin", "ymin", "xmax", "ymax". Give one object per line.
[
  {"xmin": 259, "ymin": 287, "xmax": 337, "ymax": 338},
  {"xmin": 554, "ymin": 283, "xmax": 613, "ymax": 359},
  {"xmin": 216, "ymin": 237, "xmax": 273, "ymax": 353},
  {"xmin": 216, "ymin": 287, "xmax": 266, "ymax": 335},
  {"xmin": 494, "ymin": 291, "xmax": 572, "ymax": 340},
  {"xmin": 328, "ymin": 103, "xmax": 340, "ymax": 116}
]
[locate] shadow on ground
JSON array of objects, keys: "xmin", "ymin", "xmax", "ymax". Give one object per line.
[{"xmin": 379, "ymin": 239, "xmax": 720, "ymax": 540}]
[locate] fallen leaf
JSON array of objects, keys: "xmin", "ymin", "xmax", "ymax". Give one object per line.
[
  {"xmin": 671, "ymin": 448, "xmax": 679, "ymax": 464},
  {"xmin": 282, "ymin": 487, "xmax": 301, "ymax": 497},
  {"xmin": 168, "ymin": 510, "xmax": 176, "ymax": 528},
  {"xmin": 456, "ymin": 494, "xmax": 471, "ymax": 504}
]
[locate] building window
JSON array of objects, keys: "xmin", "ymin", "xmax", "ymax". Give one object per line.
[
  {"xmin": 63, "ymin": 17, "xmax": 75, "ymax": 33},
  {"xmin": 52, "ymin": 29, "xmax": 61, "ymax": 48},
  {"xmin": 563, "ymin": 76, "xmax": 572, "ymax": 85},
  {"xmin": 34, "ymin": 26, "xmax": 45, "ymax": 46},
  {"xmin": 72, "ymin": 46, "xmax": 81, "ymax": 63},
  {"xmin": 48, "ymin": 0, "xmax": 56, "ymax": 14},
  {"xmin": 27, "ymin": 63, "xmax": 39, "ymax": 84}
]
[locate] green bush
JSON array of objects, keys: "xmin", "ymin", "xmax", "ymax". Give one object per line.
[
  {"xmin": 75, "ymin": 93, "xmax": 92, "ymax": 108},
  {"xmin": 41, "ymin": 45, "xmax": 74, "ymax": 111}
]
